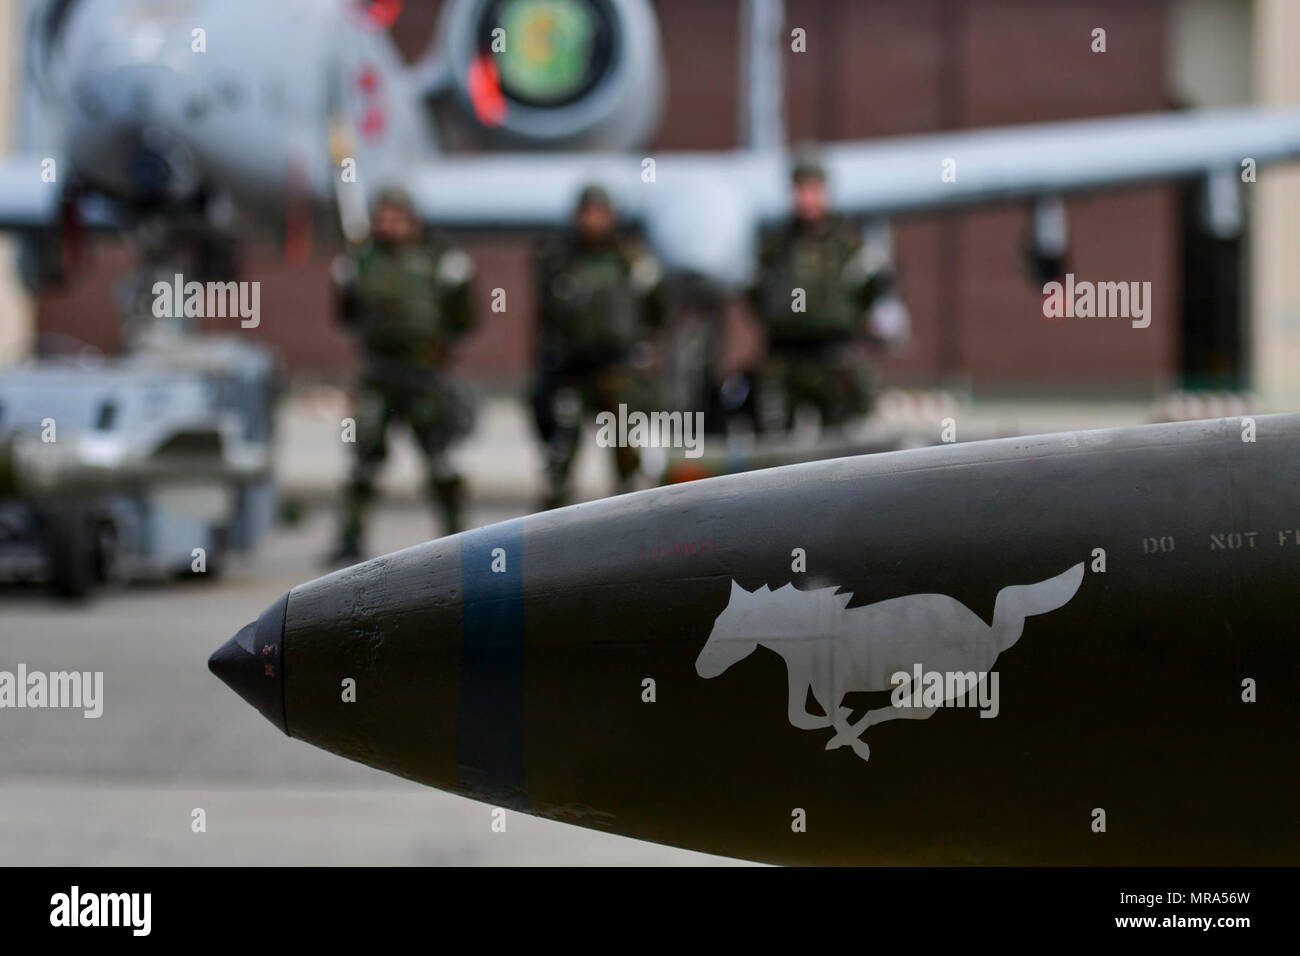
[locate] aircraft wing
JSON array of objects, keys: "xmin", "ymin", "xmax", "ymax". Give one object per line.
[
  {"xmin": 815, "ymin": 107, "xmax": 1300, "ymax": 219},
  {"xmin": 0, "ymin": 156, "xmax": 59, "ymax": 230},
  {"xmin": 402, "ymin": 106, "xmax": 1300, "ymax": 288}
]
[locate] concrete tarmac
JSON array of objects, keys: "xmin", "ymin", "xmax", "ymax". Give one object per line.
[{"xmin": 0, "ymin": 502, "xmax": 748, "ymax": 865}]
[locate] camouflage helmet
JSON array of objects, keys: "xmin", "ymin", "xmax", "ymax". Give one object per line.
[
  {"xmin": 575, "ymin": 182, "xmax": 613, "ymax": 211},
  {"xmin": 790, "ymin": 152, "xmax": 827, "ymax": 184},
  {"xmin": 373, "ymin": 185, "xmax": 416, "ymax": 215}
]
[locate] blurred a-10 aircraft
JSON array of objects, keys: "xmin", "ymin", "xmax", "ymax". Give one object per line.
[{"xmin": 3, "ymin": 0, "xmax": 1300, "ymax": 293}]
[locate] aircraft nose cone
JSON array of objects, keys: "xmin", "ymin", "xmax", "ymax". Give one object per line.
[
  {"xmin": 74, "ymin": 64, "xmax": 168, "ymax": 125},
  {"xmin": 68, "ymin": 64, "xmax": 201, "ymax": 202},
  {"xmin": 128, "ymin": 142, "xmax": 173, "ymax": 195},
  {"xmin": 210, "ymin": 593, "xmax": 289, "ymax": 734}
]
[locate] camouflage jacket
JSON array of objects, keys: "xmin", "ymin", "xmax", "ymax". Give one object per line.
[
  {"xmin": 534, "ymin": 233, "xmax": 664, "ymax": 367},
  {"xmin": 750, "ymin": 218, "xmax": 883, "ymax": 346},
  {"xmin": 334, "ymin": 239, "xmax": 477, "ymax": 381}
]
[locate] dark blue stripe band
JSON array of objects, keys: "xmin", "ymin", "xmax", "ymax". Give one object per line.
[{"xmin": 456, "ymin": 519, "xmax": 528, "ymax": 808}]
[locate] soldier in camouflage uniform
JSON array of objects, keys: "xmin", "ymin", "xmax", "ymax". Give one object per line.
[
  {"xmin": 532, "ymin": 184, "xmax": 664, "ymax": 509},
  {"xmin": 749, "ymin": 158, "xmax": 894, "ymax": 433},
  {"xmin": 327, "ymin": 186, "xmax": 478, "ymax": 563}
]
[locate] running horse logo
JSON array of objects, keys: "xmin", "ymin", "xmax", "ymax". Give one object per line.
[{"xmin": 695, "ymin": 563, "xmax": 1085, "ymax": 761}]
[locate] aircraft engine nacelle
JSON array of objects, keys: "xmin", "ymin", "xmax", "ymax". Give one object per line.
[{"xmin": 434, "ymin": 0, "xmax": 665, "ymax": 149}]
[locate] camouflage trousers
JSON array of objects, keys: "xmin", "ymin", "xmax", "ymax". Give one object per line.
[
  {"xmin": 531, "ymin": 363, "xmax": 657, "ymax": 508},
  {"xmin": 757, "ymin": 343, "xmax": 878, "ymax": 433},
  {"xmin": 342, "ymin": 378, "xmax": 474, "ymax": 543}
]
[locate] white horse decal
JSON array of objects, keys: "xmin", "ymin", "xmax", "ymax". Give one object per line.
[{"xmin": 695, "ymin": 563, "xmax": 1085, "ymax": 761}]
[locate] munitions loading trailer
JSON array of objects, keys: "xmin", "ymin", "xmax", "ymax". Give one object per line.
[{"xmin": 0, "ymin": 336, "xmax": 277, "ymax": 597}]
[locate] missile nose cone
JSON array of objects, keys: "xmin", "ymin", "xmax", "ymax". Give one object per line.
[
  {"xmin": 207, "ymin": 622, "xmax": 260, "ymax": 696},
  {"xmin": 209, "ymin": 593, "xmax": 289, "ymax": 734}
]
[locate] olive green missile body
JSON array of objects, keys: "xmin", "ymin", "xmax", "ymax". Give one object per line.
[{"xmin": 211, "ymin": 415, "xmax": 1300, "ymax": 864}]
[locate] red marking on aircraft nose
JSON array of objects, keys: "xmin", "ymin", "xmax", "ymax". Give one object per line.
[
  {"xmin": 357, "ymin": 66, "xmax": 380, "ymax": 94},
  {"xmin": 468, "ymin": 54, "xmax": 506, "ymax": 127},
  {"xmin": 360, "ymin": 104, "xmax": 386, "ymax": 139},
  {"xmin": 357, "ymin": 0, "xmax": 402, "ymax": 30}
]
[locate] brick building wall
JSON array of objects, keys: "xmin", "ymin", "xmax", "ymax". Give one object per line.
[{"xmin": 37, "ymin": 0, "xmax": 1178, "ymax": 393}]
